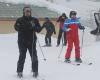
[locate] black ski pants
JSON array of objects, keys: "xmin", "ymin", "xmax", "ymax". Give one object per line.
[
  {"xmin": 45, "ymin": 31, "xmax": 53, "ymax": 45},
  {"xmin": 57, "ymin": 29, "xmax": 67, "ymax": 45},
  {"xmin": 17, "ymin": 40, "xmax": 38, "ymax": 73}
]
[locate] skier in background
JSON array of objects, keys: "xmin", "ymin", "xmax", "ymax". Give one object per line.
[
  {"xmin": 56, "ymin": 13, "xmax": 67, "ymax": 46},
  {"xmin": 14, "ymin": 7, "xmax": 41, "ymax": 78},
  {"xmin": 41, "ymin": 17, "xmax": 56, "ymax": 46},
  {"xmin": 91, "ymin": 9, "xmax": 100, "ymax": 35},
  {"xmin": 63, "ymin": 11, "xmax": 85, "ymax": 63}
]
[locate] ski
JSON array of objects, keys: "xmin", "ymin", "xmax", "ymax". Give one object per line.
[
  {"xmin": 58, "ymin": 60, "xmax": 80, "ymax": 66},
  {"xmin": 34, "ymin": 76, "xmax": 45, "ymax": 80},
  {"xmin": 58, "ymin": 60, "xmax": 93, "ymax": 66},
  {"xmin": 67, "ymin": 61, "xmax": 93, "ymax": 66},
  {"xmin": 88, "ymin": 62, "xmax": 93, "ymax": 65},
  {"xmin": 41, "ymin": 45, "xmax": 52, "ymax": 47},
  {"xmin": 17, "ymin": 77, "xmax": 45, "ymax": 80},
  {"xmin": 71, "ymin": 62, "xmax": 93, "ymax": 66},
  {"xmin": 64, "ymin": 61, "xmax": 81, "ymax": 66},
  {"xmin": 80, "ymin": 62, "xmax": 93, "ymax": 66}
]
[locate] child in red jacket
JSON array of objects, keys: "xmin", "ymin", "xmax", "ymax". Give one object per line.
[{"xmin": 63, "ymin": 11, "xmax": 85, "ymax": 63}]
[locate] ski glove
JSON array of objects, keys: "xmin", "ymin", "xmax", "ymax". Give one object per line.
[
  {"xmin": 66, "ymin": 28, "xmax": 72, "ymax": 32},
  {"xmin": 79, "ymin": 26, "xmax": 85, "ymax": 30},
  {"xmin": 31, "ymin": 21, "xmax": 35, "ymax": 27}
]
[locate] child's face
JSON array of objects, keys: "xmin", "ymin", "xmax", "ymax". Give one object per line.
[
  {"xmin": 62, "ymin": 16, "xmax": 65, "ymax": 19},
  {"xmin": 71, "ymin": 15, "xmax": 76, "ymax": 19}
]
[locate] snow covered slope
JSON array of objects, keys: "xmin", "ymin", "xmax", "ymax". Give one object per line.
[{"xmin": 0, "ymin": 27, "xmax": 100, "ymax": 80}]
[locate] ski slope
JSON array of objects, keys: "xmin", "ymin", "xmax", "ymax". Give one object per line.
[
  {"xmin": 0, "ymin": 0, "xmax": 100, "ymax": 80},
  {"xmin": 0, "ymin": 27, "xmax": 100, "ymax": 80}
]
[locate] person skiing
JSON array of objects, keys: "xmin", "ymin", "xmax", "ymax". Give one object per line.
[
  {"xmin": 41, "ymin": 17, "xmax": 56, "ymax": 46},
  {"xmin": 90, "ymin": 9, "xmax": 100, "ymax": 35},
  {"xmin": 56, "ymin": 13, "xmax": 67, "ymax": 46},
  {"xmin": 14, "ymin": 6, "xmax": 41, "ymax": 78},
  {"xmin": 63, "ymin": 11, "xmax": 85, "ymax": 63}
]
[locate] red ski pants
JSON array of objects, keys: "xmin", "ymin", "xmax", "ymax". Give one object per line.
[{"xmin": 65, "ymin": 25, "xmax": 80, "ymax": 59}]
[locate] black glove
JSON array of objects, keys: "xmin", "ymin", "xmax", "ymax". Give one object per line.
[
  {"xmin": 31, "ymin": 21, "xmax": 35, "ymax": 27},
  {"xmin": 27, "ymin": 21, "xmax": 36, "ymax": 30},
  {"xmin": 79, "ymin": 26, "xmax": 85, "ymax": 30}
]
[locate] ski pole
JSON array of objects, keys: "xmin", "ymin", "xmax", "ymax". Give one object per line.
[
  {"xmin": 32, "ymin": 34, "xmax": 35, "ymax": 65},
  {"xmin": 58, "ymin": 33, "xmax": 64, "ymax": 59},
  {"xmin": 37, "ymin": 38, "xmax": 46, "ymax": 61},
  {"xmin": 81, "ymin": 29, "xmax": 85, "ymax": 57}
]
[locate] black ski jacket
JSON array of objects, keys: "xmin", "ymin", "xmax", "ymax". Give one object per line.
[
  {"xmin": 41, "ymin": 21, "xmax": 56, "ymax": 34},
  {"xmin": 14, "ymin": 16, "xmax": 41, "ymax": 43}
]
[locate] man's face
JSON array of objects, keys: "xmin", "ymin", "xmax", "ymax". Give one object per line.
[{"xmin": 24, "ymin": 11, "xmax": 31, "ymax": 17}]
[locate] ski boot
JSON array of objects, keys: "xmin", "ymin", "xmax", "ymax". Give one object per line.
[
  {"xmin": 48, "ymin": 43, "xmax": 51, "ymax": 47},
  {"xmin": 17, "ymin": 72, "xmax": 23, "ymax": 78},
  {"xmin": 33, "ymin": 72, "xmax": 39, "ymax": 78},
  {"xmin": 75, "ymin": 58, "xmax": 82, "ymax": 63},
  {"xmin": 64, "ymin": 58, "xmax": 71, "ymax": 63}
]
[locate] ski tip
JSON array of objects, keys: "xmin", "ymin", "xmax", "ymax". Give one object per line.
[
  {"xmin": 76, "ymin": 64, "xmax": 80, "ymax": 66},
  {"xmin": 88, "ymin": 63, "xmax": 93, "ymax": 65},
  {"xmin": 44, "ymin": 58, "xmax": 46, "ymax": 61}
]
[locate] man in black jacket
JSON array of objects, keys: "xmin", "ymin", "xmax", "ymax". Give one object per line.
[
  {"xmin": 41, "ymin": 17, "xmax": 56, "ymax": 46},
  {"xmin": 14, "ymin": 7, "xmax": 41, "ymax": 78}
]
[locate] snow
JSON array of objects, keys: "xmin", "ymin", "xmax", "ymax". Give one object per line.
[
  {"xmin": 0, "ymin": 27, "xmax": 100, "ymax": 80},
  {"xmin": 0, "ymin": 0, "xmax": 100, "ymax": 80}
]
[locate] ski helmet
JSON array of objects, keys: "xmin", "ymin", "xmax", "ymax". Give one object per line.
[
  {"xmin": 69, "ymin": 11, "xmax": 77, "ymax": 18},
  {"xmin": 45, "ymin": 17, "xmax": 50, "ymax": 21},
  {"xmin": 62, "ymin": 13, "xmax": 66, "ymax": 17}
]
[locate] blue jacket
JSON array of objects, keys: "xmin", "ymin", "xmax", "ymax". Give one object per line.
[{"xmin": 63, "ymin": 17, "xmax": 82, "ymax": 32}]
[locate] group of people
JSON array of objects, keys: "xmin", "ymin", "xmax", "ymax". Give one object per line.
[
  {"xmin": 14, "ymin": 6, "xmax": 85, "ymax": 78},
  {"xmin": 40, "ymin": 13, "xmax": 67, "ymax": 47}
]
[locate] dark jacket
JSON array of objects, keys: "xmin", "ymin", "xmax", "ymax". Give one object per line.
[
  {"xmin": 57, "ymin": 16, "xmax": 67, "ymax": 29},
  {"xmin": 42, "ymin": 21, "xmax": 56, "ymax": 34},
  {"xmin": 57, "ymin": 16, "xmax": 67, "ymax": 23},
  {"xmin": 14, "ymin": 16, "xmax": 41, "ymax": 43}
]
